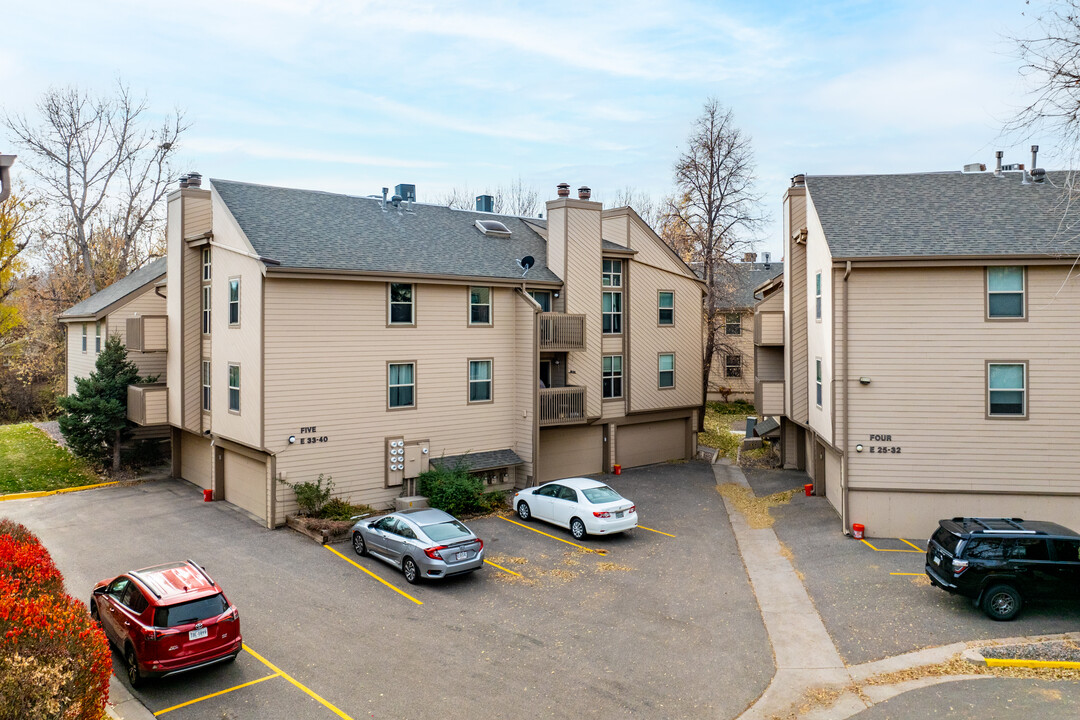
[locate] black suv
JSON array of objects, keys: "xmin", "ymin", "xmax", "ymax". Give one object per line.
[{"xmin": 925, "ymin": 517, "xmax": 1080, "ymax": 621}]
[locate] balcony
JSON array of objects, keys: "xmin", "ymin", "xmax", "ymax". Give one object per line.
[
  {"xmin": 127, "ymin": 384, "xmax": 168, "ymax": 426},
  {"xmin": 539, "ymin": 313, "xmax": 586, "ymax": 351},
  {"xmin": 539, "ymin": 386, "xmax": 587, "ymax": 426},
  {"xmin": 754, "ymin": 379, "xmax": 784, "ymax": 417},
  {"xmin": 754, "ymin": 310, "xmax": 783, "ymax": 346},
  {"xmin": 126, "ymin": 315, "xmax": 167, "ymax": 352}
]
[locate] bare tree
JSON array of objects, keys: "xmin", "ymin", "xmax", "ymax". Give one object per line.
[
  {"xmin": 603, "ymin": 186, "xmax": 665, "ymax": 231},
  {"xmin": 667, "ymin": 99, "xmax": 766, "ymax": 428},
  {"xmin": 493, "ymin": 177, "xmax": 541, "ymax": 217},
  {"xmin": 1011, "ymin": 1, "xmax": 1080, "ymax": 142},
  {"xmin": 439, "ymin": 185, "xmax": 474, "ymax": 210},
  {"xmin": 4, "ymin": 83, "xmax": 185, "ymax": 293}
]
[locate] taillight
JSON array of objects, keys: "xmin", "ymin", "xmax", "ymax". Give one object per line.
[
  {"xmin": 628, "ymin": 506, "xmax": 636, "ymax": 514},
  {"xmin": 952, "ymin": 559, "xmax": 969, "ymax": 576},
  {"xmin": 475, "ymin": 539, "xmax": 484, "ymax": 551},
  {"xmin": 144, "ymin": 626, "xmax": 159, "ymax": 641},
  {"xmin": 424, "ymin": 545, "xmax": 448, "ymax": 560},
  {"xmin": 594, "ymin": 511, "xmax": 611, "ymax": 518},
  {"xmin": 223, "ymin": 608, "xmax": 239, "ymax": 622}
]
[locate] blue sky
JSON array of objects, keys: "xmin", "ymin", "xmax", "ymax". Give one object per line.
[{"xmin": 0, "ymin": 1, "xmax": 1052, "ymax": 259}]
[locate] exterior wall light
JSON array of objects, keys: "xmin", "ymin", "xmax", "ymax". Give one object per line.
[
  {"xmin": 859, "ymin": 377, "xmax": 871, "ymax": 385},
  {"xmin": 288, "ymin": 435, "xmax": 296, "ymax": 444},
  {"xmin": 855, "ymin": 444, "xmax": 864, "ymax": 452}
]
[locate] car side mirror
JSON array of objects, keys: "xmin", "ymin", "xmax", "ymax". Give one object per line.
[{"xmin": 93, "ymin": 586, "xmax": 107, "ymax": 595}]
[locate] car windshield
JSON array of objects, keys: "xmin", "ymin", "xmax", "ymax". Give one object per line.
[
  {"xmin": 581, "ymin": 486, "xmax": 621, "ymax": 504},
  {"xmin": 423, "ymin": 521, "xmax": 472, "ymax": 542},
  {"xmin": 932, "ymin": 527, "xmax": 962, "ymax": 556},
  {"xmin": 153, "ymin": 593, "xmax": 228, "ymax": 628}
]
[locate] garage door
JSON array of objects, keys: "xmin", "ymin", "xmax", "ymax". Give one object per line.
[
  {"xmin": 224, "ymin": 451, "xmax": 267, "ymax": 522},
  {"xmin": 538, "ymin": 425, "xmax": 603, "ymax": 482},
  {"xmin": 615, "ymin": 419, "xmax": 687, "ymax": 468},
  {"xmin": 180, "ymin": 432, "xmax": 212, "ymax": 490}
]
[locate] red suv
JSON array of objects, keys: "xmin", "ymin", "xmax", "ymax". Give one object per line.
[{"xmin": 90, "ymin": 560, "xmax": 242, "ymax": 687}]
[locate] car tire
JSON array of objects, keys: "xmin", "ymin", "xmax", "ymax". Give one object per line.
[
  {"xmin": 402, "ymin": 556, "xmax": 420, "ymax": 585},
  {"xmin": 89, "ymin": 598, "xmax": 99, "ymax": 623},
  {"xmin": 982, "ymin": 584, "xmax": 1022, "ymax": 621},
  {"xmin": 125, "ymin": 646, "xmax": 144, "ymax": 688},
  {"xmin": 352, "ymin": 531, "xmax": 368, "ymax": 557},
  {"xmin": 570, "ymin": 517, "xmax": 587, "ymax": 540},
  {"xmin": 517, "ymin": 501, "xmax": 531, "ymax": 521}
]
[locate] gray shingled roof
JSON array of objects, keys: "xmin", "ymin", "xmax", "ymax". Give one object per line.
[
  {"xmin": 59, "ymin": 258, "xmax": 167, "ymax": 320},
  {"xmin": 429, "ymin": 449, "xmax": 524, "ymax": 472},
  {"xmin": 732, "ymin": 262, "xmax": 783, "ymax": 306},
  {"xmin": 805, "ymin": 172, "xmax": 1080, "ymax": 258},
  {"xmin": 212, "ymin": 180, "xmax": 560, "ymax": 282}
]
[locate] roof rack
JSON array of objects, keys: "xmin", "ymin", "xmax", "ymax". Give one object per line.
[
  {"xmin": 954, "ymin": 517, "xmax": 1038, "ymax": 534},
  {"xmin": 128, "ymin": 570, "xmax": 162, "ymax": 599},
  {"xmin": 186, "ymin": 559, "xmax": 216, "ymax": 587}
]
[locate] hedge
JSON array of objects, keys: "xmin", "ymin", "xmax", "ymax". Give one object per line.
[{"xmin": 0, "ymin": 518, "xmax": 111, "ymax": 720}]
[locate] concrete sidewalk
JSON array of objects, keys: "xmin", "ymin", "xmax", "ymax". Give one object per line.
[{"xmin": 105, "ymin": 676, "xmax": 155, "ymax": 720}]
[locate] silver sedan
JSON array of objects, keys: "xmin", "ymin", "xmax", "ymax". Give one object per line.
[{"xmin": 349, "ymin": 508, "xmax": 484, "ymax": 584}]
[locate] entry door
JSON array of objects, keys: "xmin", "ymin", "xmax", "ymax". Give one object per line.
[
  {"xmin": 539, "ymin": 361, "xmax": 552, "ymax": 389},
  {"xmin": 815, "ymin": 443, "xmax": 826, "ymax": 497}
]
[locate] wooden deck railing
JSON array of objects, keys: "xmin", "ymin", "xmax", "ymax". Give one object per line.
[
  {"xmin": 754, "ymin": 379, "xmax": 784, "ymax": 417},
  {"xmin": 127, "ymin": 384, "xmax": 168, "ymax": 426},
  {"xmin": 539, "ymin": 313, "xmax": 586, "ymax": 351},
  {"xmin": 539, "ymin": 386, "xmax": 587, "ymax": 426}
]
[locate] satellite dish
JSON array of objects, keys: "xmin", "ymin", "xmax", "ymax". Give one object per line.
[{"xmin": 517, "ymin": 256, "xmax": 535, "ymax": 278}]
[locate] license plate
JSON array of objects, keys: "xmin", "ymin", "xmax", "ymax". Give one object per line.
[
  {"xmin": 933, "ymin": 554, "xmax": 940, "ymax": 566},
  {"xmin": 616, "ymin": 511, "xmax": 624, "ymax": 518},
  {"xmin": 189, "ymin": 627, "xmax": 208, "ymax": 641},
  {"xmin": 456, "ymin": 551, "xmax": 468, "ymax": 561}
]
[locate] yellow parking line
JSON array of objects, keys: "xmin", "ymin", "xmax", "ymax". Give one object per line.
[
  {"xmin": 900, "ymin": 538, "xmax": 924, "ymax": 552},
  {"xmin": 324, "ymin": 545, "xmax": 423, "ymax": 605},
  {"xmin": 889, "ymin": 572, "xmax": 924, "ymax": 576},
  {"xmin": 154, "ymin": 673, "xmax": 279, "ymax": 715},
  {"xmin": 860, "ymin": 538, "xmax": 922, "ymax": 553},
  {"xmin": 498, "ymin": 516, "xmax": 608, "ymax": 555},
  {"xmin": 0, "ymin": 480, "xmax": 118, "ymax": 502},
  {"xmin": 243, "ymin": 644, "xmax": 354, "ymax": 720},
  {"xmin": 985, "ymin": 658, "xmax": 1080, "ymax": 670},
  {"xmin": 638, "ymin": 525, "xmax": 676, "ymax": 538},
  {"xmin": 484, "ymin": 559, "xmax": 521, "ymax": 577}
]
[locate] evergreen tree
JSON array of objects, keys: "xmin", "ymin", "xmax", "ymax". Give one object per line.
[{"xmin": 58, "ymin": 335, "xmax": 143, "ymax": 472}]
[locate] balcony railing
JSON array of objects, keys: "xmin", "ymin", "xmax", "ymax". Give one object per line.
[
  {"xmin": 539, "ymin": 386, "xmax": 587, "ymax": 426},
  {"xmin": 127, "ymin": 384, "xmax": 168, "ymax": 426},
  {"xmin": 539, "ymin": 313, "xmax": 586, "ymax": 351},
  {"xmin": 754, "ymin": 310, "xmax": 784, "ymax": 346},
  {"xmin": 754, "ymin": 379, "xmax": 784, "ymax": 417}
]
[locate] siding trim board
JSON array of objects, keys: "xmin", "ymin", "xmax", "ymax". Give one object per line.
[
  {"xmin": 267, "ymin": 266, "xmax": 563, "ymax": 288},
  {"xmin": 851, "ymin": 486, "xmax": 1080, "ymax": 497}
]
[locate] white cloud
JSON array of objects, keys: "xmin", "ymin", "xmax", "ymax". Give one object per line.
[{"xmin": 185, "ymin": 137, "xmax": 445, "ymax": 169}]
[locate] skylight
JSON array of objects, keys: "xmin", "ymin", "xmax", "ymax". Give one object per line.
[{"xmin": 475, "ymin": 219, "xmax": 511, "ymax": 237}]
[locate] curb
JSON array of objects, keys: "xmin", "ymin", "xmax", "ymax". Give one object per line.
[
  {"xmin": 0, "ymin": 480, "xmax": 119, "ymax": 502},
  {"xmin": 105, "ymin": 676, "xmax": 156, "ymax": 720},
  {"xmin": 962, "ymin": 647, "xmax": 1080, "ymax": 670}
]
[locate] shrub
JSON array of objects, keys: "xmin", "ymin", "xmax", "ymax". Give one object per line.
[
  {"xmin": 417, "ymin": 462, "xmax": 504, "ymax": 517},
  {"xmin": 0, "ymin": 519, "xmax": 110, "ymax": 720},
  {"xmin": 279, "ymin": 474, "xmax": 334, "ymax": 516},
  {"xmin": 318, "ymin": 498, "xmax": 377, "ymax": 521}
]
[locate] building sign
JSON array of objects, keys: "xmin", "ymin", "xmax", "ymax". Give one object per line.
[
  {"xmin": 297, "ymin": 426, "xmax": 328, "ymax": 445},
  {"xmin": 866, "ymin": 434, "xmax": 900, "ymax": 454}
]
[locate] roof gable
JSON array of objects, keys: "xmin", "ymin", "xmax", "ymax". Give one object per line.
[{"xmin": 59, "ymin": 257, "xmax": 167, "ymax": 320}]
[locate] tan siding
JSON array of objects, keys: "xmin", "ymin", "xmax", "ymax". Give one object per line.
[
  {"xmin": 266, "ymin": 280, "xmax": 524, "ymax": 513},
  {"xmin": 615, "ymin": 419, "xmax": 687, "ymax": 468},
  {"xmin": 824, "ymin": 445, "xmax": 842, "ymax": 504},
  {"xmin": 759, "ymin": 382, "xmax": 784, "ymax": 416},
  {"xmin": 167, "ymin": 196, "xmax": 184, "ymax": 426},
  {"xmin": 846, "ymin": 266, "xmax": 1080, "ymax": 494},
  {"xmin": 833, "ymin": 270, "xmax": 846, "ymax": 446},
  {"xmin": 601, "ymin": 335, "xmax": 623, "ymax": 355},
  {"xmin": 709, "ymin": 308, "xmax": 754, "ymax": 401},
  {"xmin": 758, "ymin": 311, "xmax": 783, "ymax": 344},
  {"xmin": 224, "ymin": 451, "xmax": 268, "ymax": 522},
  {"xmin": 756, "ymin": 347, "xmax": 784, "ymax": 380},
  {"xmin": 629, "ymin": 261, "xmax": 701, "ymax": 412},
  {"xmin": 545, "ymin": 204, "xmax": 566, "ymax": 285},
  {"xmin": 182, "ymin": 241, "xmax": 201, "ymax": 432},
  {"xmin": 144, "ymin": 316, "xmax": 167, "ymax": 351},
  {"xmin": 66, "ymin": 323, "xmax": 97, "ymax": 396},
  {"xmin": 182, "ymin": 191, "xmax": 212, "ymax": 239},
  {"xmin": 600, "ymin": 211, "xmax": 630, "ymax": 248},
  {"xmin": 788, "ymin": 225, "xmax": 808, "ymax": 422},
  {"xmin": 563, "ymin": 206, "xmax": 604, "ymax": 418},
  {"xmin": 105, "ymin": 284, "xmax": 167, "ymax": 382},
  {"xmin": 180, "ymin": 431, "xmax": 212, "ymax": 490},
  {"xmin": 513, "ymin": 293, "xmax": 536, "ymax": 485}
]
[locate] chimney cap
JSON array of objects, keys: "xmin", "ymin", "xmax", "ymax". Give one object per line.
[
  {"xmin": 577, "ymin": 185, "xmax": 591, "ymax": 200},
  {"xmin": 178, "ymin": 173, "xmax": 190, "ymax": 189},
  {"xmin": 791, "ymin": 173, "xmax": 806, "ymax": 188},
  {"xmin": 556, "ymin": 182, "xmax": 570, "ymax": 198},
  {"xmin": 186, "ymin": 172, "xmax": 202, "ymax": 188}
]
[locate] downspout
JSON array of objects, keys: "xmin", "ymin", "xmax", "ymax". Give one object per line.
[{"xmin": 842, "ymin": 260, "xmax": 851, "ymax": 535}]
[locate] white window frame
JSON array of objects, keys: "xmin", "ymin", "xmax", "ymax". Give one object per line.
[
  {"xmin": 469, "ymin": 287, "xmax": 492, "ymax": 326},
  {"xmin": 201, "ymin": 361, "xmax": 211, "ymax": 412},
  {"xmin": 468, "ymin": 359, "xmax": 493, "ymax": 403},
  {"xmin": 658, "ymin": 291, "xmax": 674, "ymax": 326},
  {"xmin": 816, "ymin": 358, "xmax": 822, "ymax": 407},
  {"xmin": 602, "ymin": 355, "xmax": 623, "ymax": 399},
  {"xmin": 202, "ymin": 247, "xmax": 212, "ymax": 281},
  {"xmin": 388, "ymin": 362, "xmax": 416, "ymax": 409},
  {"xmin": 725, "ymin": 313, "xmax": 741, "ymax": 335},
  {"xmin": 389, "ymin": 283, "xmax": 415, "ymax": 326},
  {"xmin": 987, "ymin": 362, "xmax": 1027, "ymax": 418},
  {"xmin": 658, "ymin": 353, "xmax": 675, "ymax": 389},
  {"xmin": 603, "ymin": 291, "xmax": 622, "ymax": 334},
  {"xmin": 986, "ymin": 267, "xmax": 1026, "ymax": 319},
  {"xmin": 227, "ymin": 363, "xmax": 240, "ymax": 414},
  {"xmin": 228, "ymin": 278, "xmax": 240, "ymax": 326},
  {"xmin": 602, "ymin": 258, "xmax": 622, "ymax": 287},
  {"xmin": 95, "ymin": 321, "xmax": 101, "ymax": 353},
  {"xmin": 202, "ymin": 285, "xmax": 211, "ymax": 335},
  {"xmin": 815, "ymin": 272, "xmax": 822, "ymax": 321},
  {"xmin": 81, "ymin": 323, "xmax": 87, "ymax": 353}
]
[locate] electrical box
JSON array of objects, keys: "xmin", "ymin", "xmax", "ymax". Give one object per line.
[
  {"xmin": 403, "ymin": 440, "xmax": 430, "ymax": 479},
  {"xmin": 386, "ymin": 437, "xmax": 429, "ymax": 487}
]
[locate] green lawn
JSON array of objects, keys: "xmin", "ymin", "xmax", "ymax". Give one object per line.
[
  {"xmin": 0, "ymin": 423, "xmax": 102, "ymax": 495},
  {"xmin": 698, "ymin": 401, "xmax": 757, "ymax": 460}
]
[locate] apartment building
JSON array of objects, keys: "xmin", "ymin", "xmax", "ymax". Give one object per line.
[
  {"xmin": 774, "ymin": 166, "xmax": 1080, "ymax": 538},
  {"xmin": 705, "ymin": 256, "xmax": 783, "ymax": 402},
  {"xmin": 122, "ymin": 177, "xmax": 706, "ymax": 528},
  {"xmin": 59, "ymin": 258, "xmax": 169, "ymax": 430}
]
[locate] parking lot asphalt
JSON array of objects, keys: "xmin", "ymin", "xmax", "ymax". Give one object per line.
[
  {"xmin": 851, "ymin": 677, "xmax": 1080, "ymax": 719},
  {"xmin": 743, "ymin": 468, "xmax": 1080, "ymax": 666},
  {"xmin": 2, "ymin": 460, "xmax": 773, "ymax": 720}
]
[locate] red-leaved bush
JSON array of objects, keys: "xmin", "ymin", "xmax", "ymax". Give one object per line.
[{"xmin": 0, "ymin": 518, "xmax": 111, "ymax": 720}]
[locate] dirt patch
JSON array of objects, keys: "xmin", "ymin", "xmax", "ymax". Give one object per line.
[
  {"xmin": 777, "ymin": 541, "xmax": 805, "ymax": 582},
  {"xmin": 718, "ymin": 483, "xmax": 798, "ymax": 529},
  {"xmin": 286, "ymin": 515, "xmax": 354, "ymax": 544},
  {"xmin": 908, "ymin": 574, "xmax": 931, "ymax": 587},
  {"xmin": 595, "ymin": 562, "xmax": 632, "ymax": 573}
]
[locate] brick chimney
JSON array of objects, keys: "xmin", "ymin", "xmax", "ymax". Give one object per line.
[{"xmin": 743, "ymin": 252, "xmax": 758, "ymax": 263}]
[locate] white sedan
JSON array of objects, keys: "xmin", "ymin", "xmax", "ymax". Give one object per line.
[{"xmin": 513, "ymin": 477, "xmax": 636, "ymax": 540}]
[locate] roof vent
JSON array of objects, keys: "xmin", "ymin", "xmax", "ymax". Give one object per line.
[
  {"xmin": 476, "ymin": 195, "xmax": 494, "ymax": 213},
  {"xmin": 994, "ymin": 151, "xmax": 1004, "ymax": 178},
  {"xmin": 475, "ymin": 219, "xmax": 511, "ymax": 238},
  {"xmin": 962, "ymin": 163, "xmax": 986, "ymax": 173},
  {"xmin": 578, "ymin": 186, "xmax": 591, "ymax": 200},
  {"xmin": 178, "ymin": 174, "xmax": 190, "ymax": 189},
  {"xmin": 556, "ymin": 183, "xmax": 570, "ymax": 198},
  {"xmin": 791, "ymin": 174, "xmax": 805, "ymax": 188},
  {"xmin": 186, "ymin": 172, "xmax": 202, "ymax": 188},
  {"xmin": 763, "ymin": 251, "xmax": 772, "ymax": 269}
]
